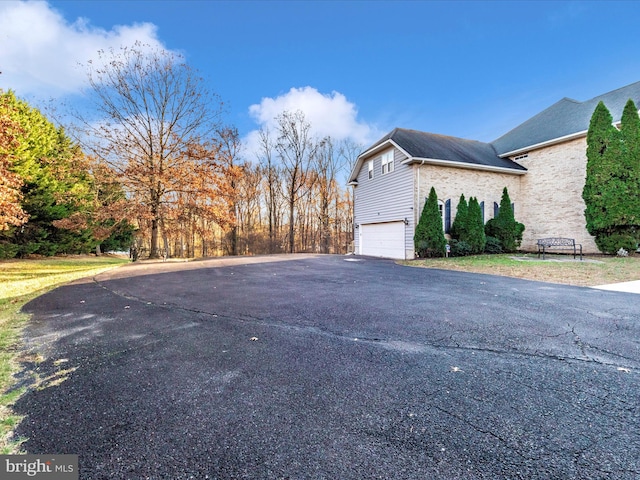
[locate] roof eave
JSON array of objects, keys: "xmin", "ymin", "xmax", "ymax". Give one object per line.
[
  {"xmin": 498, "ymin": 118, "xmax": 626, "ymax": 157},
  {"xmin": 401, "ymin": 157, "xmax": 527, "ymax": 175},
  {"xmin": 498, "ymin": 130, "xmax": 588, "ymax": 158}
]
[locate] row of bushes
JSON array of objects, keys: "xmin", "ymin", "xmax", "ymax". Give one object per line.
[{"xmin": 415, "ymin": 187, "xmax": 525, "ymax": 258}]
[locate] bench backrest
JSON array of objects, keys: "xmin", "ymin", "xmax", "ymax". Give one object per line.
[{"xmin": 537, "ymin": 237, "xmax": 575, "ymax": 247}]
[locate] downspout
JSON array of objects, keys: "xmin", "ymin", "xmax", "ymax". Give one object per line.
[{"xmin": 415, "ymin": 159, "xmax": 426, "ymax": 225}]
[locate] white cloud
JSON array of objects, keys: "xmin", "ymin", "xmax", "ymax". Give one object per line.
[
  {"xmin": 245, "ymin": 86, "xmax": 380, "ymax": 160},
  {"xmin": 0, "ymin": 1, "xmax": 165, "ymax": 98}
]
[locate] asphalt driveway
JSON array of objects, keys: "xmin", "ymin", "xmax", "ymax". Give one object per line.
[{"xmin": 14, "ymin": 254, "xmax": 640, "ymax": 479}]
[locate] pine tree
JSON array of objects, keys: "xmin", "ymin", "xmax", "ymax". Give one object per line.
[
  {"xmin": 465, "ymin": 197, "xmax": 486, "ymax": 254},
  {"xmin": 449, "ymin": 194, "xmax": 468, "ymax": 240},
  {"xmin": 485, "ymin": 187, "xmax": 524, "ymax": 253},
  {"xmin": 414, "ymin": 186, "xmax": 446, "ymax": 257}
]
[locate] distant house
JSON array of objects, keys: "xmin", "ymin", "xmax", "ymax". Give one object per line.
[{"xmin": 348, "ymin": 81, "xmax": 640, "ymax": 259}]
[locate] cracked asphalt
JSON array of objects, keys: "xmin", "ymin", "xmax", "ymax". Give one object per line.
[{"xmin": 13, "ymin": 254, "xmax": 640, "ymax": 479}]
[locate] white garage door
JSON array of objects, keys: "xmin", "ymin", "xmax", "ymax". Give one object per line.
[{"xmin": 360, "ymin": 221, "xmax": 406, "ymax": 259}]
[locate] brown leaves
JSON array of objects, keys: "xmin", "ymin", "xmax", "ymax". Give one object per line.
[{"xmin": 0, "ymin": 97, "xmax": 28, "ymax": 230}]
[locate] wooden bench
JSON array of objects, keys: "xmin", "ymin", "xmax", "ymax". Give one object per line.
[{"xmin": 537, "ymin": 237, "xmax": 583, "ymax": 260}]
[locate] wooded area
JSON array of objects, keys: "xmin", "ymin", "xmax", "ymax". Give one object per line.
[{"xmin": 0, "ymin": 44, "xmax": 358, "ymax": 259}]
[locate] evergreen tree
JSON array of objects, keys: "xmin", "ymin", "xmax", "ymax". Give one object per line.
[
  {"xmin": 414, "ymin": 186, "xmax": 446, "ymax": 257},
  {"xmin": 449, "ymin": 194, "xmax": 468, "ymax": 240},
  {"xmin": 465, "ymin": 197, "xmax": 486, "ymax": 254},
  {"xmin": 0, "ymin": 90, "xmax": 131, "ymax": 258},
  {"xmin": 620, "ymin": 99, "xmax": 640, "ymax": 245},
  {"xmin": 583, "ymin": 100, "xmax": 640, "ymax": 253},
  {"xmin": 485, "ymin": 187, "xmax": 524, "ymax": 253}
]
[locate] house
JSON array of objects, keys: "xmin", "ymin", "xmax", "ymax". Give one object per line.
[{"xmin": 348, "ymin": 81, "xmax": 640, "ymax": 259}]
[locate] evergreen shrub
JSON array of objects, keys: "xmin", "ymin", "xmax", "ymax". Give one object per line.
[
  {"xmin": 484, "ymin": 236, "xmax": 503, "ymax": 254},
  {"xmin": 414, "ymin": 187, "xmax": 447, "ymax": 258}
]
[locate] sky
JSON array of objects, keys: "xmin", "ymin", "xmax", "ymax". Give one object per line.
[{"xmin": 2, "ymin": 0, "xmax": 640, "ymax": 162}]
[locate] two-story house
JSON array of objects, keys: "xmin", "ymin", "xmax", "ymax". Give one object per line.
[{"xmin": 348, "ymin": 81, "xmax": 640, "ymax": 259}]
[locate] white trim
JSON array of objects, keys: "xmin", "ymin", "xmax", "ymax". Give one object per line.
[
  {"xmin": 359, "ymin": 139, "xmax": 411, "ymax": 160},
  {"xmin": 499, "ymin": 130, "xmax": 588, "ymax": 157},
  {"xmin": 498, "ymin": 119, "xmax": 623, "ymax": 158},
  {"xmin": 401, "ymin": 157, "xmax": 527, "ymax": 175},
  {"xmin": 381, "ymin": 150, "xmax": 394, "ymax": 174},
  {"xmin": 347, "ymin": 139, "xmax": 410, "ymax": 183}
]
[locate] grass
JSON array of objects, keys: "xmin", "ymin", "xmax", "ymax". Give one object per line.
[
  {"xmin": 403, "ymin": 253, "xmax": 640, "ymax": 286},
  {"xmin": 0, "ymin": 255, "xmax": 128, "ymax": 453}
]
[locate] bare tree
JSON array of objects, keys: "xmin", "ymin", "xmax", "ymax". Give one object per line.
[
  {"xmin": 78, "ymin": 42, "xmax": 225, "ymax": 258},
  {"xmin": 257, "ymin": 127, "xmax": 283, "ymax": 253},
  {"xmin": 275, "ymin": 110, "xmax": 316, "ymax": 253},
  {"xmin": 216, "ymin": 127, "xmax": 243, "ymax": 255},
  {"xmin": 314, "ymin": 137, "xmax": 339, "ymax": 253}
]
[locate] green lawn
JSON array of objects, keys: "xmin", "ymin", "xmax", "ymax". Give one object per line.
[{"xmin": 0, "ymin": 256, "xmax": 128, "ymax": 453}]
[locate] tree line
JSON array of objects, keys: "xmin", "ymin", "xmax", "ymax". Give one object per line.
[{"xmin": 0, "ymin": 44, "xmax": 358, "ymax": 260}]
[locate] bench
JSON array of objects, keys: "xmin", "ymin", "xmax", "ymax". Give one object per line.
[{"xmin": 537, "ymin": 237, "xmax": 583, "ymax": 260}]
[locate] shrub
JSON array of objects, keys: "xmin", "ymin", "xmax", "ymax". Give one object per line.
[
  {"xmin": 594, "ymin": 231, "xmax": 638, "ymax": 255},
  {"xmin": 449, "ymin": 194, "xmax": 468, "ymax": 240},
  {"xmin": 484, "ymin": 236, "xmax": 503, "ymax": 254},
  {"xmin": 0, "ymin": 242, "xmax": 20, "ymax": 259},
  {"xmin": 485, "ymin": 187, "xmax": 524, "ymax": 253},
  {"xmin": 449, "ymin": 239, "xmax": 473, "ymax": 257},
  {"xmin": 414, "ymin": 187, "xmax": 447, "ymax": 258},
  {"xmin": 466, "ymin": 197, "xmax": 486, "ymax": 254}
]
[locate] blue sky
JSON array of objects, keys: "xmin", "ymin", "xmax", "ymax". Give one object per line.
[{"xmin": 2, "ymin": 0, "xmax": 640, "ymax": 157}]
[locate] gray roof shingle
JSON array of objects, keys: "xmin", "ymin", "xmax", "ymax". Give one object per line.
[
  {"xmin": 367, "ymin": 128, "xmax": 526, "ymax": 171},
  {"xmin": 492, "ymin": 81, "xmax": 640, "ymax": 155}
]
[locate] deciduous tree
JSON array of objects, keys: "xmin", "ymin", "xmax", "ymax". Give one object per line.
[
  {"xmin": 79, "ymin": 43, "xmax": 226, "ymax": 258},
  {"xmin": 275, "ymin": 110, "xmax": 316, "ymax": 253},
  {"xmin": 0, "ymin": 93, "xmax": 27, "ymax": 231}
]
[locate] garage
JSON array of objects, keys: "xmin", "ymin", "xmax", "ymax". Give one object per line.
[{"xmin": 360, "ymin": 221, "xmax": 406, "ymax": 259}]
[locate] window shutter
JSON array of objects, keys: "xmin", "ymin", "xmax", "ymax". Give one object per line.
[
  {"xmin": 494, "ymin": 202, "xmax": 499, "ymax": 218},
  {"xmin": 480, "ymin": 201, "xmax": 485, "ymax": 224},
  {"xmin": 445, "ymin": 199, "xmax": 451, "ymax": 233}
]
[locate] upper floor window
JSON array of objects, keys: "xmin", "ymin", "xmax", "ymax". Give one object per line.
[
  {"xmin": 368, "ymin": 160, "xmax": 374, "ymax": 179},
  {"xmin": 381, "ymin": 150, "xmax": 394, "ymax": 174}
]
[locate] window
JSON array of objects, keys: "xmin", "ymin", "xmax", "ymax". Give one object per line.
[
  {"xmin": 381, "ymin": 150, "xmax": 394, "ymax": 174},
  {"xmin": 368, "ymin": 160, "xmax": 373, "ymax": 179}
]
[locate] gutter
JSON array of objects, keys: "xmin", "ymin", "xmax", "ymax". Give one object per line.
[{"xmin": 402, "ymin": 157, "xmax": 527, "ymax": 175}]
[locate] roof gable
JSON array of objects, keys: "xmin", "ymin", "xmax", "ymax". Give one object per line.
[
  {"xmin": 492, "ymin": 81, "xmax": 640, "ymax": 155},
  {"xmin": 348, "ymin": 128, "xmax": 526, "ymax": 183}
]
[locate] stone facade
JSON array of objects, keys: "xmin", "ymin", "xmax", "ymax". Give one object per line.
[
  {"xmin": 414, "ymin": 136, "xmax": 600, "ymax": 253},
  {"xmin": 515, "ymin": 136, "xmax": 598, "ymax": 253}
]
